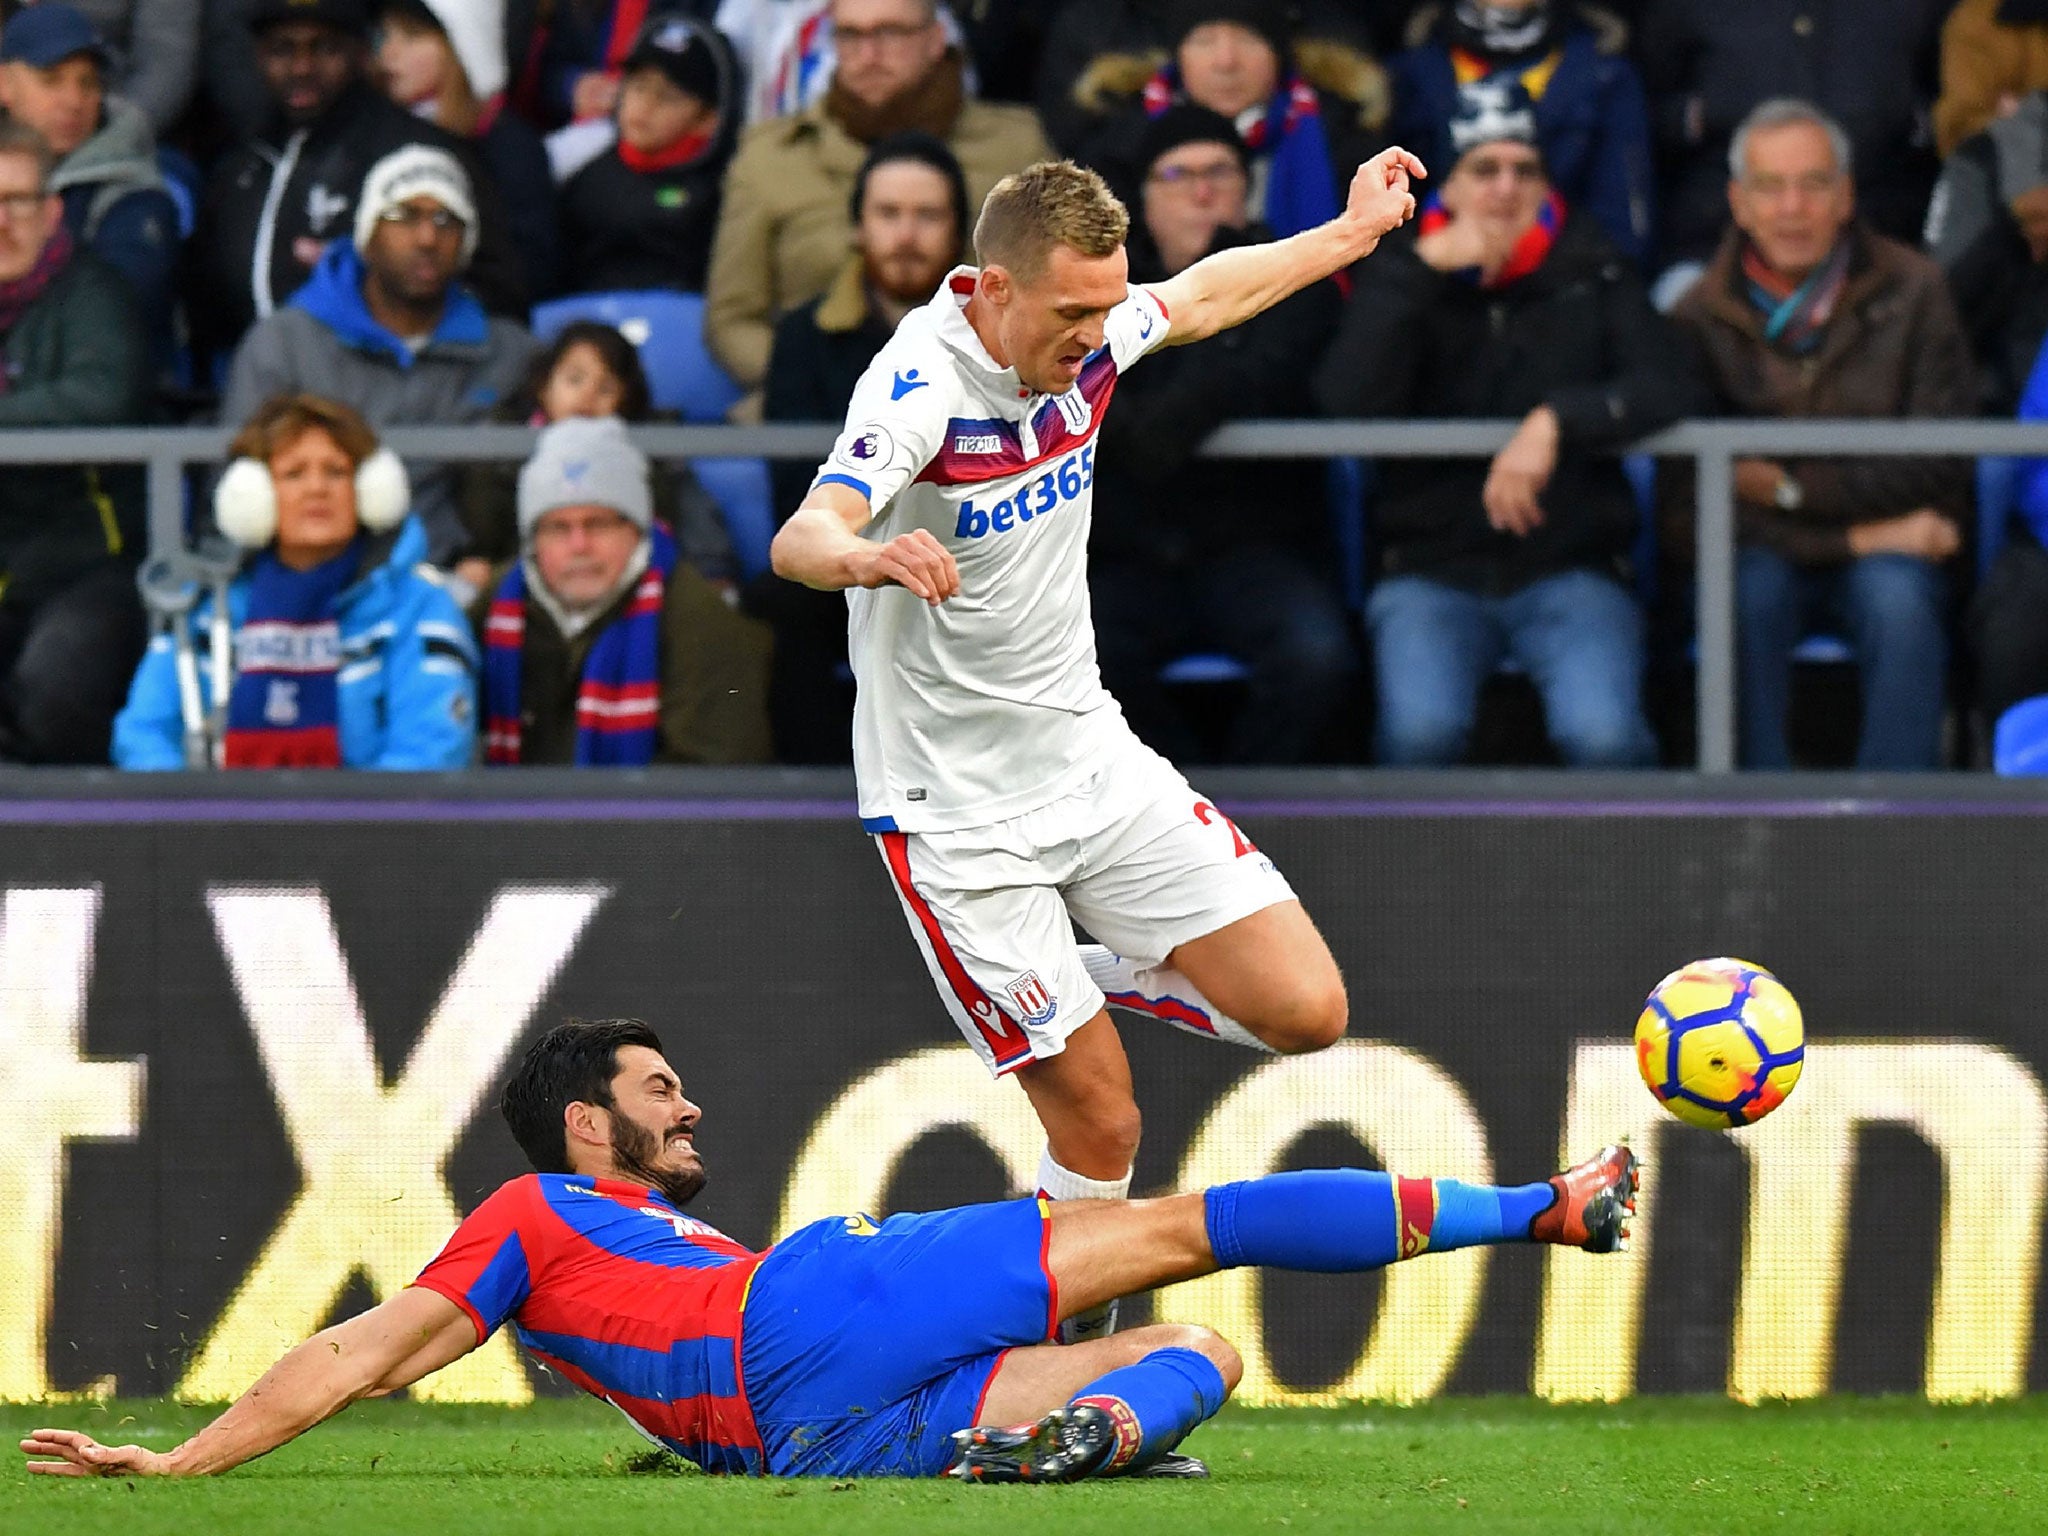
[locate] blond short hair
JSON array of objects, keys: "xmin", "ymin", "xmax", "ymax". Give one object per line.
[{"xmin": 974, "ymin": 160, "xmax": 1129, "ymax": 280}]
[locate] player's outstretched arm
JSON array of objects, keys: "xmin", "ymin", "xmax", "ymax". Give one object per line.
[
  {"xmin": 771, "ymin": 480, "xmax": 960, "ymax": 604},
  {"xmin": 1151, "ymin": 146, "xmax": 1427, "ymax": 346},
  {"xmin": 20, "ymin": 1287, "xmax": 478, "ymax": 1478}
]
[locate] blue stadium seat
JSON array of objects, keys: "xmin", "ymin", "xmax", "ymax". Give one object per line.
[
  {"xmin": 1993, "ymin": 694, "xmax": 2048, "ymax": 775},
  {"xmin": 1159, "ymin": 653, "xmax": 1250, "ymax": 684},
  {"xmin": 530, "ymin": 290, "xmax": 773, "ymax": 577}
]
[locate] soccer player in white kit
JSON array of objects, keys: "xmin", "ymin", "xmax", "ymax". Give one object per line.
[{"xmin": 772, "ymin": 147, "xmax": 1426, "ymax": 1329}]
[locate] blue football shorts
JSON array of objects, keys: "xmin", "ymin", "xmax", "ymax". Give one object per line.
[{"xmin": 739, "ymin": 1197, "xmax": 1058, "ymax": 1476}]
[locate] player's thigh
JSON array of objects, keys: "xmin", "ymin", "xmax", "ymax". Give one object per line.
[
  {"xmin": 1169, "ymin": 899, "xmax": 1347, "ymax": 1043},
  {"xmin": 1061, "ymin": 751, "xmax": 1298, "ymax": 971},
  {"xmin": 874, "ymin": 829, "xmax": 1098, "ymax": 1077},
  {"xmin": 743, "ymin": 1202, "xmax": 1064, "ymax": 1471}
]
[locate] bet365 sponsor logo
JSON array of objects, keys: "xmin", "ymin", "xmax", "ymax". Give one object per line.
[{"xmin": 952, "ymin": 446, "xmax": 1094, "ymax": 540}]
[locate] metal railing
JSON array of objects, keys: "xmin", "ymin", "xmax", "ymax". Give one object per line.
[{"xmin": 14, "ymin": 416, "xmax": 2045, "ymax": 773}]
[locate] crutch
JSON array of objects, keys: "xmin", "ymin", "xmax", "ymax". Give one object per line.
[{"xmin": 136, "ymin": 552, "xmax": 209, "ymax": 768}]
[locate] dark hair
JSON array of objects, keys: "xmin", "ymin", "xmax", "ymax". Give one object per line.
[
  {"xmin": 500, "ymin": 1018, "xmax": 665, "ymax": 1173},
  {"xmin": 517, "ymin": 322, "xmax": 654, "ymax": 422},
  {"xmin": 851, "ymin": 130, "xmax": 971, "ymax": 241}
]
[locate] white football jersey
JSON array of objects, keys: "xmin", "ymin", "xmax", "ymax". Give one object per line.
[{"xmin": 813, "ymin": 265, "xmax": 1173, "ymax": 833}]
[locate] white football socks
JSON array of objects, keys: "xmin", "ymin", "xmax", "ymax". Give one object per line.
[
  {"xmin": 1079, "ymin": 943, "xmax": 1272, "ymax": 1052},
  {"xmin": 1038, "ymin": 1150, "xmax": 1131, "ymax": 1343}
]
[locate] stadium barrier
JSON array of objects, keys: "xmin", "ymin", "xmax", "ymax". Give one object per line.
[
  {"xmin": 11, "ymin": 417, "xmax": 2041, "ymax": 772},
  {"xmin": 3, "ymin": 769, "xmax": 2046, "ymax": 1406}
]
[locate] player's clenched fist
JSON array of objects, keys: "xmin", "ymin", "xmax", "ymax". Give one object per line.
[
  {"xmin": 857, "ymin": 529, "xmax": 960, "ymax": 605},
  {"xmin": 1344, "ymin": 147, "xmax": 1427, "ymax": 243},
  {"xmin": 21, "ymin": 1428, "xmax": 173, "ymax": 1477}
]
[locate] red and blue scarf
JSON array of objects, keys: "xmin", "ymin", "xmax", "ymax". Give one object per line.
[
  {"xmin": 1416, "ymin": 187, "xmax": 1565, "ymax": 288},
  {"xmin": 483, "ymin": 525, "xmax": 675, "ymax": 765},
  {"xmin": 222, "ymin": 540, "xmax": 361, "ymax": 769}
]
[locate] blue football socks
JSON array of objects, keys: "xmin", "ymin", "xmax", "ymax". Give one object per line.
[
  {"xmin": 1068, "ymin": 1346, "xmax": 1229, "ymax": 1473},
  {"xmin": 1203, "ymin": 1169, "xmax": 1559, "ymax": 1272}
]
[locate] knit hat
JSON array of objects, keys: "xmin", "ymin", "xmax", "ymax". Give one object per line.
[
  {"xmin": 517, "ymin": 417, "xmax": 652, "ymax": 542},
  {"xmin": 248, "ymin": 0, "xmax": 372, "ymax": 38},
  {"xmin": 1138, "ymin": 103, "xmax": 1251, "ymax": 175},
  {"xmin": 622, "ymin": 14, "xmax": 721, "ymax": 107},
  {"xmin": 1171, "ymin": 0, "xmax": 1291, "ymax": 63},
  {"xmin": 352, "ymin": 143, "xmax": 479, "ymax": 265},
  {"xmin": 381, "ymin": 0, "xmax": 507, "ymax": 101},
  {"xmin": 1447, "ymin": 76, "xmax": 1541, "ymax": 163}
]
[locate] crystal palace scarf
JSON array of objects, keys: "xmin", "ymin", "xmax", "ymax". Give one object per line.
[
  {"xmin": 483, "ymin": 525, "xmax": 676, "ymax": 765},
  {"xmin": 221, "ymin": 541, "xmax": 361, "ymax": 768},
  {"xmin": 1417, "ymin": 187, "xmax": 1566, "ymax": 288}
]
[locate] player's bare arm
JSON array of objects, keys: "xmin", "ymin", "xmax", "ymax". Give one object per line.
[
  {"xmin": 20, "ymin": 1286, "xmax": 477, "ymax": 1478},
  {"xmin": 1153, "ymin": 146, "xmax": 1427, "ymax": 345},
  {"xmin": 770, "ymin": 479, "xmax": 961, "ymax": 605}
]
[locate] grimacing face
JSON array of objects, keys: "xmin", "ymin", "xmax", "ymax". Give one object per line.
[
  {"xmin": 595, "ymin": 1045, "xmax": 706, "ymax": 1206},
  {"xmin": 982, "ymin": 242, "xmax": 1129, "ymax": 396}
]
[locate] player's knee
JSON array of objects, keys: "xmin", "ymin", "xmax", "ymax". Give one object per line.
[
  {"xmin": 1179, "ymin": 1326, "xmax": 1244, "ymax": 1392},
  {"xmin": 1054, "ymin": 1097, "xmax": 1142, "ymax": 1176},
  {"xmin": 1261, "ymin": 973, "xmax": 1349, "ymax": 1054}
]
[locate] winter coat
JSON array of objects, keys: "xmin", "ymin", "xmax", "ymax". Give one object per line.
[
  {"xmin": 1388, "ymin": 4, "xmax": 1655, "ymax": 267},
  {"xmin": 478, "ymin": 108, "xmax": 561, "ymax": 302},
  {"xmin": 2013, "ymin": 337, "xmax": 2048, "ymax": 548},
  {"xmin": 559, "ymin": 143, "xmax": 726, "ymax": 295},
  {"xmin": 1638, "ymin": 0, "xmax": 1948, "ymax": 263},
  {"xmin": 0, "ymin": 251, "xmax": 149, "ymax": 602},
  {"xmin": 762, "ymin": 252, "xmax": 895, "ymax": 514},
  {"xmin": 1315, "ymin": 213, "xmax": 1698, "ymax": 593},
  {"xmin": 1095, "ymin": 221, "xmax": 1339, "ymax": 566},
  {"xmin": 1924, "ymin": 92, "xmax": 2048, "ymax": 413},
  {"xmin": 704, "ymin": 90, "xmax": 1052, "ymax": 392},
  {"xmin": 1936, "ymin": 0, "xmax": 2048, "ymax": 157},
  {"xmin": 112, "ymin": 516, "xmax": 480, "ymax": 770},
  {"xmin": 466, "ymin": 553, "xmax": 772, "ymax": 764},
  {"xmin": 70, "ymin": 0, "xmax": 200, "ymax": 133},
  {"xmin": 1666, "ymin": 224, "xmax": 1976, "ymax": 567},
  {"xmin": 221, "ymin": 243, "xmax": 539, "ymax": 564},
  {"xmin": 190, "ymin": 80, "xmax": 529, "ymax": 356},
  {"xmin": 51, "ymin": 96, "xmax": 181, "ymax": 343}
]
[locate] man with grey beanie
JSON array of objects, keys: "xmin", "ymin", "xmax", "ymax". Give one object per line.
[
  {"xmin": 473, "ymin": 416, "xmax": 773, "ymax": 766},
  {"xmin": 220, "ymin": 143, "xmax": 537, "ymax": 570}
]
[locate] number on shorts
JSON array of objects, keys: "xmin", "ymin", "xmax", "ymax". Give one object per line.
[{"xmin": 1192, "ymin": 800, "xmax": 1258, "ymax": 859}]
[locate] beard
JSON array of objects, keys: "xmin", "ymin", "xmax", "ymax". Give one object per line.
[{"xmin": 609, "ymin": 1109, "xmax": 707, "ymax": 1207}]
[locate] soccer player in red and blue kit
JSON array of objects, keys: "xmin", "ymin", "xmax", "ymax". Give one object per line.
[{"xmin": 23, "ymin": 1020, "xmax": 1639, "ymax": 1484}]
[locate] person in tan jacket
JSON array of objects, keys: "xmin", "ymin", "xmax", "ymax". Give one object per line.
[
  {"xmin": 1667, "ymin": 99, "xmax": 1975, "ymax": 770},
  {"xmin": 703, "ymin": 0, "xmax": 1050, "ymax": 403},
  {"xmin": 1934, "ymin": 0, "xmax": 2048, "ymax": 157}
]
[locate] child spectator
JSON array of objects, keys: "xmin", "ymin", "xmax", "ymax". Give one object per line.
[
  {"xmin": 376, "ymin": 0, "xmax": 559, "ymax": 297},
  {"xmin": 557, "ymin": 14, "xmax": 736, "ymax": 294},
  {"xmin": 474, "ymin": 415, "xmax": 770, "ymax": 765},
  {"xmin": 455, "ymin": 320, "xmax": 736, "ymax": 590},
  {"xmin": 113, "ymin": 393, "xmax": 479, "ymax": 770}
]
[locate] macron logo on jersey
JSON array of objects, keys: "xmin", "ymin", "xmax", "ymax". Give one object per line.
[
  {"xmin": 890, "ymin": 369, "xmax": 930, "ymax": 400},
  {"xmin": 954, "ymin": 432, "xmax": 1002, "ymax": 454}
]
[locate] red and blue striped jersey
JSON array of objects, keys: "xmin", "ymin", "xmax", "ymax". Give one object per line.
[{"xmin": 411, "ymin": 1173, "xmax": 764, "ymax": 1472}]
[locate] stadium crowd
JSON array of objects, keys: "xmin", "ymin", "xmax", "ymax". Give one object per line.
[{"xmin": 0, "ymin": 0, "xmax": 2037, "ymax": 769}]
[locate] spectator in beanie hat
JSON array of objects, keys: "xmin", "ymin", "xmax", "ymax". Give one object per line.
[
  {"xmin": 557, "ymin": 13, "xmax": 739, "ymax": 294},
  {"xmin": 1387, "ymin": 0, "xmax": 1656, "ymax": 268},
  {"xmin": 190, "ymin": 0, "xmax": 528, "ymax": 361},
  {"xmin": 377, "ymin": 0, "xmax": 557, "ymax": 298},
  {"xmin": 1317, "ymin": 76, "xmax": 1695, "ymax": 767},
  {"xmin": 221, "ymin": 142, "xmax": 538, "ymax": 568},
  {"xmin": 475, "ymin": 415, "xmax": 771, "ymax": 766}
]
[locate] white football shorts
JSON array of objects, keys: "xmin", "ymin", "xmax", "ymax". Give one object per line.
[{"xmin": 872, "ymin": 736, "xmax": 1297, "ymax": 1076}]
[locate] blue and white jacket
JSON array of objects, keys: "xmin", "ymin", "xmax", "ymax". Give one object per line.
[{"xmin": 112, "ymin": 517, "xmax": 479, "ymax": 770}]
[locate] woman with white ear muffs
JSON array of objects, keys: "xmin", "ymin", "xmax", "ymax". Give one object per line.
[{"xmin": 111, "ymin": 393, "xmax": 480, "ymax": 770}]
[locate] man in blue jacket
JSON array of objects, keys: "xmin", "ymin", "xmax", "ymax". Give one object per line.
[{"xmin": 220, "ymin": 144, "xmax": 536, "ymax": 568}]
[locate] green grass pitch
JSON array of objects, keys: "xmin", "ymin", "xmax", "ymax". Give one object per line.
[{"xmin": 6, "ymin": 1396, "xmax": 2046, "ymax": 1535}]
